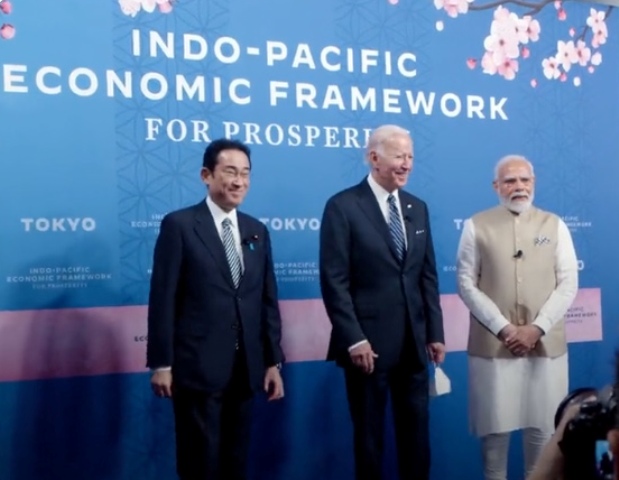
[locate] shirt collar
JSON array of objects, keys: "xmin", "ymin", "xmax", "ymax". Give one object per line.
[
  {"xmin": 367, "ymin": 173, "xmax": 399, "ymax": 205},
  {"xmin": 206, "ymin": 195, "xmax": 238, "ymax": 228}
]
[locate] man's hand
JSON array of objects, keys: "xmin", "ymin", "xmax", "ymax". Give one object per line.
[
  {"xmin": 499, "ymin": 324, "xmax": 543, "ymax": 356},
  {"xmin": 151, "ymin": 370, "xmax": 173, "ymax": 398},
  {"xmin": 349, "ymin": 342, "xmax": 378, "ymax": 374},
  {"xmin": 426, "ymin": 342, "xmax": 446, "ymax": 364},
  {"xmin": 264, "ymin": 366, "xmax": 284, "ymax": 401}
]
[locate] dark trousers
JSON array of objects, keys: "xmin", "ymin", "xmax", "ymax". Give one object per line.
[
  {"xmin": 344, "ymin": 344, "xmax": 430, "ymax": 480},
  {"xmin": 172, "ymin": 351, "xmax": 253, "ymax": 480}
]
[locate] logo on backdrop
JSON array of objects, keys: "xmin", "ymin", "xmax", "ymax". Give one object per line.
[
  {"xmin": 6, "ymin": 266, "xmax": 113, "ymax": 290},
  {"xmin": 561, "ymin": 215, "xmax": 593, "ymax": 233},
  {"xmin": 259, "ymin": 217, "xmax": 321, "ymax": 232},
  {"xmin": 20, "ymin": 217, "xmax": 97, "ymax": 232}
]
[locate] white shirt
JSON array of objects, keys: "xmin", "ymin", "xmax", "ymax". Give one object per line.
[
  {"xmin": 348, "ymin": 175, "xmax": 408, "ymax": 352},
  {"xmin": 456, "ymin": 211, "xmax": 578, "ymax": 336}
]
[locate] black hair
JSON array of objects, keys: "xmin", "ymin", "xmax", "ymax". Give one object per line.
[{"xmin": 202, "ymin": 138, "xmax": 251, "ymax": 171}]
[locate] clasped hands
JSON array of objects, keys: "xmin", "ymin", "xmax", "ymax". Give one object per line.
[{"xmin": 499, "ymin": 324, "xmax": 543, "ymax": 357}]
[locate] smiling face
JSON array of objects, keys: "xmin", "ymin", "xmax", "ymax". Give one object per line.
[
  {"xmin": 368, "ymin": 133, "xmax": 413, "ymax": 192},
  {"xmin": 494, "ymin": 158, "xmax": 535, "ymax": 213},
  {"xmin": 201, "ymin": 148, "xmax": 250, "ymax": 212}
]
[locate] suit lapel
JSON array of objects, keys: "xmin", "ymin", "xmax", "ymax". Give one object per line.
[
  {"xmin": 399, "ymin": 192, "xmax": 415, "ymax": 265},
  {"xmin": 237, "ymin": 214, "xmax": 257, "ymax": 287},
  {"xmin": 355, "ymin": 180, "xmax": 401, "ymax": 263},
  {"xmin": 193, "ymin": 202, "xmax": 236, "ymax": 288}
]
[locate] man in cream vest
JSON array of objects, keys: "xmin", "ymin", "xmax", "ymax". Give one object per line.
[{"xmin": 456, "ymin": 155, "xmax": 579, "ymax": 480}]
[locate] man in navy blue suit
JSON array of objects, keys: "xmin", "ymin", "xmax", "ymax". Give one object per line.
[
  {"xmin": 319, "ymin": 124, "xmax": 445, "ymax": 480},
  {"xmin": 146, "ymin": 138, "xmax": 285, "ymax": 480}
]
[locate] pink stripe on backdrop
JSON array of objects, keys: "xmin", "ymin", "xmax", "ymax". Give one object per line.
[{"xmin": 0, "ymin": 288, "xmax": 602, "ymax": 382}]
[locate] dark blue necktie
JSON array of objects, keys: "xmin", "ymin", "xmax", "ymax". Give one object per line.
[{"xmin": 387, "ymin": 194, "xmax": 406, "ymax": 261}]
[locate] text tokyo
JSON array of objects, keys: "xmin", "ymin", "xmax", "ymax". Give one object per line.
[{"xmin": 20, "ymin": 217, "xmax": 96, "ymax": 232}]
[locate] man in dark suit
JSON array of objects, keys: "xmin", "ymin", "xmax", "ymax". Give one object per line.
[
  {"xmin": 147, "ymin": 138, "xmax": 285, "ymax": 480},
  {"xmin": 319, "ymin": 124, "xmax": 445, "ymax": 480}
]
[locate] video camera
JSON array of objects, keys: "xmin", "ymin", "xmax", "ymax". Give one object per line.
[{"xmin": 557, "ymin": 353, "xmax": 619, "ymax": 480}]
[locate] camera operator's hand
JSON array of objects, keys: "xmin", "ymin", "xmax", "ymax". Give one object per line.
[
  {"xmin": 504, "ymin": 325, "xmax": 543, "ymax": 356},
  {"xmin": 527, "ymin": 401, "xmax": 587, "ymax": 480}
]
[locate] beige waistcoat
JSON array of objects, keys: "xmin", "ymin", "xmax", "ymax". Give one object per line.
[{"xmin": 467, "ymin": 205, "xmax": 567, "ymax": 358}]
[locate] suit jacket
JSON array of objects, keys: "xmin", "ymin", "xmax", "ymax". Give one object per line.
[
  {"xmin": 146, "ymin": 200, "xmax": 284, "ymax": 393},
  {"xmin": 319, "ymin": 179, "xmax": 444, "ymax": 370}
]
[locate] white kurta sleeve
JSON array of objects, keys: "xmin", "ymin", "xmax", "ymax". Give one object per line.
[
  {"xmin": 456, "ymin": 219, "xmax": 511, "ymax": 336},
  {"xmin": 532, "ymin": 218, "xmax": 579, "ymax": 333}
]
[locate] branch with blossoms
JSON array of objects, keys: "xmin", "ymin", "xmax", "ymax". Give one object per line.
[
  {"xmin": 430, "ymin": 0, "xmax": 612, "ymax": 87},
  {"xmin": 0, "ymin": 0, "xmax": 14, "ymax": 40},
  {"xmin": 119, "ymin": 0, "xmax": 174, "ymax": 17}
]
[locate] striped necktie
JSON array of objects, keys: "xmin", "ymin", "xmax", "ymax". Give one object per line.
[
  {"xmin": 221, "ymin": 218, "xmax": 242, "ymax": 287},
  {"xmin": 387, "ymin": 194, "xmax": 406, "ymax": 261}
]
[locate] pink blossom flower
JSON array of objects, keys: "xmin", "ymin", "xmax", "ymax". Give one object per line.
[
  {"xmin": 573, "ymin": 40, "xmax": 591, "ymax": 67},
  {"xmin": 588, "ymin": 66, "xmax": 595, "ymax": 74},
  {"xmin": 516, "ymin": 15, "xmax": 540, "ymax": 43},
  {"xmin": 573, "ymin": 76, "xmax": 581, "ymax": 87},
  {"xmin": 0, "ymin": 23, "xmax": 14, "ymax": 39},
  {"xmin": 481, "ymin": 51, "xmax": 497, "ymax": 75},
  {"xmin": 466, "ymin": 58, "xmax": 477, "ymax": 69},
  {"xmin": 497, "ymin": 58, "xmax": 518, "ymax": 80},
  {"xmin": 559, "ymin": 72, "xmax": 567, "ymax": 82},
  {"xmin": 119, "ymin": 0, "xmax": 141, "ymax": 17},
  {"xmin": 0, "ymin": 1, "xmax": 12, "ymax": 15},
  {"xmin": 542, "ymin": 57, "xmax": 561, "ymax": 80},
  {"xmin": 557, "ymin": 8, "xmax": 566, "ymax": 21},
  {"xmin": 586, "ymin": 9, "xmax": 608, "ymax": 35},
  {"xmin": 159, "ymin": 1, "xmax": 172, "ymax": 13},
  {"xmin": 591, "ymin": 28, "xmax": 608, "ymax": 49},
  {"xmin": 530, "ymin": 79, "xmax": 537, "ymax": 88},
  {"xmin": 556, "ymin": 40, "xmax": 577, "ymax": 72},
  {"xmin": 569, "ymin": 28, "xmax": 575, "ymax": 37},
  {"xmin": 433, "ymin": 0, "xmax": 473, "ymax": 18},
  {"xmin": 591, "ymin": 52, "xmax": 602, "ymax": 66},
  {"xmin": 587, "ymin": 9, "xmax": 608, "ymax": 48},
  {"xmin": 554, "ymin": 0, "xmax": 562, "ymax": 9},
  {"xmin": 521, "ymin": 46, "xmax": 530, "ymax": 59},
  {"xmin": 388, "ymin": 0, "xmax": 399, "ymax": 4},
  {"xmin": 141, "ymin": 0, "xmax": 158, "ymax": 13}
]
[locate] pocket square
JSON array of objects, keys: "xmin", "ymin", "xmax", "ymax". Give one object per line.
[
  {"xmin": 534, "ymin": 235, "xmax": 551, "ymax": 246},
  {"xmin": 415, "ymin": 229, "xmax": 425, "ymax": 235}
]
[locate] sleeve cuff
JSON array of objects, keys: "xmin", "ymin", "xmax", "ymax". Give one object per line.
[
  {"xmin": 348, "ymin": 340, "xmax": 368, "ymax": 352},
  {"xmin": 490, "ymin": 318, "xmax": 511, "ymax": 337},
  {"xmin": 532, "ymin": 316, "xmax": 551, "ymax": 335},
  {"xmin": 151, "ymin": 366, "xmax": 172, "ymax": 372}
]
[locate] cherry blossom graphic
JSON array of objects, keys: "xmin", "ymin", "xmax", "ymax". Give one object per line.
[
  {"xmin": 0, "ymin": 0, "xmax": 14, "ymax": 41},
  {"xmin": 420, "ymin": 0, "xmax": 613, "ymax": 86},
  {"xmin": 119, "ymin": 0, "xmax": 174, "ymax": 17}
]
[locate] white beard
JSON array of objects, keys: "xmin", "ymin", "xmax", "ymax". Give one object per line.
[{"xmin": 500, "ymin": 193, "xmax": 534, "ymax": 213}]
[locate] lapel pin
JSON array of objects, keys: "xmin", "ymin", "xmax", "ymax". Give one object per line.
[{"xmin": 407, "ymin": 204, "xmax": 412, "ymax": 209}]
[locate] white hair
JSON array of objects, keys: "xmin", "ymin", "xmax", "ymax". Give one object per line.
[
  {"xmin": 365, "ymin": 124, "xmax": 411, "ymax": 162},
  {"xmin": 494, "ymin": 154, "xmax": 535, "ymax": 180}
]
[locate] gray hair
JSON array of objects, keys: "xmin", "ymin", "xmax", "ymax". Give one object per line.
[
  {"xmin": 365, "ymin": 124, "xmax": 411, "ymax": 162},
  {"xmin": 494, "ymin": 154, "xmax": 535, "ymax": 180}
]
